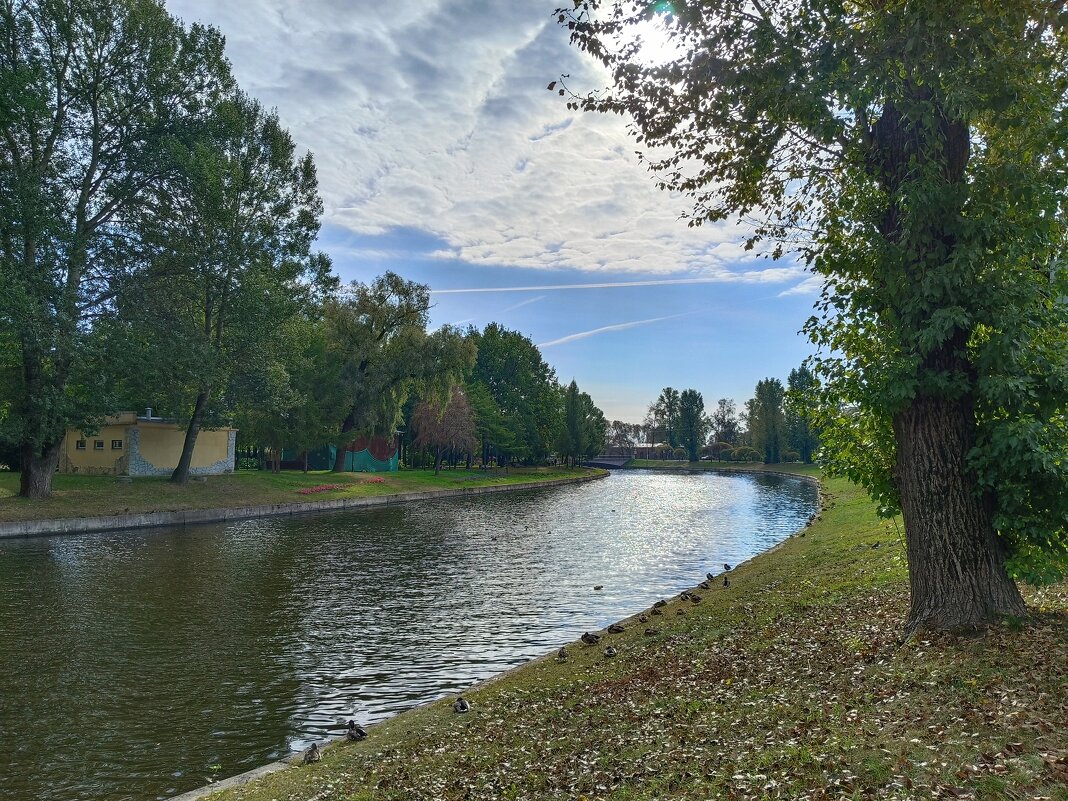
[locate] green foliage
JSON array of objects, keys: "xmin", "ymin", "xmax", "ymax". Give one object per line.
[
  {"xmin": 785, "ymin": 366, "xmax": 821, "ymax": 464},
  {"xmin": 747, "ymin": 379, "xmax": 786, "ymax": 465},
  {"xmin": 0, "ymin": 0, "xmax": 231, "ymax": 494},
  {"xmin": 676, "ymin": 388, "xmax": 708, "ymax": 462},
  {"xmin": 122, "ymin": 91, "xmax": 329, "ymax": 455},
  {"xmin": 645, "ymin": 387, "xmax": 681, "ymax": 447},
  {"xmin": 470, "ymin": 323, "xmax": 562, "ymax": 464},
  {"xmin": 326, "ymin": 273, "xmax": 475, "ymax": 459},
  {"xmin": 711, "ymin": 398, "xmax": 740, "ymax": 445}
]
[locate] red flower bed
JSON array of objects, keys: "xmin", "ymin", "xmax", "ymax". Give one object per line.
[
  {"xmin": 364, "ymin": 476, "xmax": 386, "ymax": 484},
  {"xmin": 295, "ymin": 484, "xmax": 344, "ymax": 495}
]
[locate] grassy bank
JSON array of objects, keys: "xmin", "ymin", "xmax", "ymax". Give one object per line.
[
  {"xmin": 0, "ymin": 467, "xmax": 599, "ymax": 523},
  {"xmin": 204, "ymin": 472, "xmax": 1067, "ymax": 801}
]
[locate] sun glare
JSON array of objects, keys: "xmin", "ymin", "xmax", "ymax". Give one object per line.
[{"xmin": 621, "ymin": 1, "xmax": 683, "ymax": 66}]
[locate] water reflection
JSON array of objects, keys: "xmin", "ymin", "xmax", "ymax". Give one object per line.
[{"xmin": 0, "ymin": 470, "xmax": 817, "ymax": 801}]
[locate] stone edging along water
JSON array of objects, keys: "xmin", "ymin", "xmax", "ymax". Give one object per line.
[{"xmin": 0, "ymin": 471, "xmax": 607, "ymax": 539}]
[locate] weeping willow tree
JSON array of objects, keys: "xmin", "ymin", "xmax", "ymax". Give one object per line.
[{"xmin": 558, "ymin": 0, "xmax": 1068, "ymax": 632}]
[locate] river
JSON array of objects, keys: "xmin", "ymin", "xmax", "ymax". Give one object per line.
[{"xmin": 0, "ymin": 469, "xmax": 817, "ymax": 801}]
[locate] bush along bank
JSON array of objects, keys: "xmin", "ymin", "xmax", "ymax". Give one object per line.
[{"xmin": 198, "ymin": 473, "xmax": 1068, "ymax": 801}]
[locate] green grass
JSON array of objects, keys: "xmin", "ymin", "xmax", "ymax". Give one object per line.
[
  {"xmin": 200, "ymin": 472, "xmax": 1068, "ymax": 801},
  {"xmin": 0, "ymin": 466, "xmax": 601, "ymax": 523}
]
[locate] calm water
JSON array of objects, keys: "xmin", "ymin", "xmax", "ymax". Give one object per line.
[{"xmin": 0, "ymin": 470, "xmax": 817, "ymax": 801}]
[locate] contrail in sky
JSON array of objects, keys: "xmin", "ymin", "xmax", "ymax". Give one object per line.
[
  {"xmin": 538, "ymin": 313, "xmax": 691, "ymax": 349},
  {"xmin": 431, "ymin": 277, "xmax": 734, "ymax": 294}
]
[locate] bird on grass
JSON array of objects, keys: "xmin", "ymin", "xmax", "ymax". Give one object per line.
[
  {"xmin": 453, "ymin": 697, "xmax": 471, "ymax": 713},
  {"xmin": 706, "ymin": 571, "xmax": 715, "ymax": 581},
  {"xmin": 302, "ymin": 743, "xmax": 321, "ymax": 764},
  {"xmin": 723, "ymin": 576, "xmax": 731, "ymax": 588},
  {"xmin": 603, "ymin": 646, "xmax": 618, "ymax": 658},
  {"xmin": 653, "ymin": 599, "xmax": 667, "ymax": 608},
  {"xmin": 690, "ymin": 594, "xmax": 702, "ymax": 604},
  {"xmin": 679, "ymin": 591, "xmax": 691, "ymax": 601},
  {"xmin": 723, "ymin": 563, "xmax": 732, "ymax": 572},
  {"xmin": 581, "ymin": 631, "xmax": 601, "ymax": 645},
  {"xmin": 638, "ymin": 614, "xmax": 649, "ymax": 623},
  {"xmin": 699, "ymin": 581, "xmax": 711, "ymax": 590},
  {"xmin": 607, "ymin": 623, "xmax": 625, "ymax": 634},
  {"xmin": 346, "ymin": 721, "xmax": 368, "ymax": 741},
  {"xmin": 556, "ymin": 647, "xmax": 570, "ymax": 662},
  {"xmin": 650, "ymin": 607, "xmax": 664, "ymax": 617},
  {"xmin": 644, "ymin": 627, "xmax": 660, "ymax": 636},
  {"xmin": 676, "ymin": 608, "xmax": 686, "ymax": 616}
]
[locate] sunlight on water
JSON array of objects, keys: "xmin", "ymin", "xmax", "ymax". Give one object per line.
[{"xmin": 0, "ymin": 470, "xmax": 816, "ymax": 801}]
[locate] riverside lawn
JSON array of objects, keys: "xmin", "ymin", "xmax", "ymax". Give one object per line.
[
  {"xmin": 197, "ymin": 465, "xmax": 1067, "ymax": 801},
  {"xmin": 0, "ymin": 467, "xmax": 597, "ymax": 524}
]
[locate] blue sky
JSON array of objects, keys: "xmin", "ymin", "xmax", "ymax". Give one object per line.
[{"xmin": 168, "ymin": 0, "xmax": 821, "ymax": 421}]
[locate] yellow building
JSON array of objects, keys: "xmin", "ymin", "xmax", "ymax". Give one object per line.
[{"xmin": 59, "ymin": 411, "xmax": 237, "ymax": 477}]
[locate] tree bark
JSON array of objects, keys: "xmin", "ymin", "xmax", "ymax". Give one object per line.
[
  {"xmin": 333, "ymin": 411, "xmax": 355, "ymax": 473},
  {"xmin": 434, "ymin": 444, "xmax": 442, "ymax": 475},
  {"xmin": 171, "ymin": 390, "xmax": 209, "ymax": 484},
  {"xmin": 19, "ymin": 440, "xmax": 63, "ymax": 499},
  {"xmin": 893, "ymin": 373, "xmax": 1027, "ymax": 633},
  {"xmin": 302, "ymin": 450, "xmax": 308, "ymax": 473}
]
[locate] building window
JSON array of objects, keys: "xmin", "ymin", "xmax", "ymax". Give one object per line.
[
  {"xmin": 94, "ymin": 440, "xmax": 104, "ymax": 450},
  {"xmin": 111, "ymin": 440, "xmax": 123, "ymax": 450},
  {"xmin": 76, "ymin": 440, "xmax": 86, "ymax": 450}
]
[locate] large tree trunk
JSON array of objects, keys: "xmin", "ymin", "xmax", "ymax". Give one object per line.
[
  {"xmin": 333, "ymin": 411, "xmax": 355, "ymax": 473},
  {"xmin": 171, "ymin": 390, "xmax": 209, "ymax": 485},
  {"xmin": 893, "ymin": 383, "xmax": 1026, "ymax": 633},
  {"xmin": 19, "ymin": 439, "xmax": 63, "ymax": 499},
  {"xmin": 434, "ymin": 444, "xmax": 442, "ymax": 475}
]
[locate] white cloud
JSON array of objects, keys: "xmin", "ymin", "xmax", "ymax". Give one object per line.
[
  {"xmin": 778, "ymin": 274, "xmax": 823, "ymax": 297},
  {"xmin": 167, "ymin": 0, "xmax": 789, "ymax": 278}
]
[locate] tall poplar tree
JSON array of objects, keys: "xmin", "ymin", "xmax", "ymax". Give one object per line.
[
  {"xmin": 561, "ymin": 0, "xmax": 1068, "ymax": 631},
  {"xmin": 129, "ymin": 91, "xmax": 329, "ymax": 484},
  {"xmin": 0, "ymin": 0, "xmax": 229, "ymax": 497}
]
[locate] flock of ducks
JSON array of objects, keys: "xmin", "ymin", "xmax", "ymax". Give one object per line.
[{"xmin": 299, "ymin": 560, "xmax": 739, "ymax": 766}]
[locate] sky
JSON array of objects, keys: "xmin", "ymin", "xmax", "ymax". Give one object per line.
[{"xmin": 166, "ymin": 0, "xmax": 821, "ymax": 422}]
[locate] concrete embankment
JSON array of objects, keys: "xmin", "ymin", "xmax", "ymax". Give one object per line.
[{"xmin": 0, "ymin": 471, "xmax": 607, "ymax": 539}]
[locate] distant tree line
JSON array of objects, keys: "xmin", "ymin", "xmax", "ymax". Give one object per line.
[{"xmin": 610, "ymin": 367, "xmax": 821, "ymax": 466}]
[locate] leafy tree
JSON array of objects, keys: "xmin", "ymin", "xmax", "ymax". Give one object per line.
[
  {"xmin": 645, "ymin": 387, "xmax": 681, "ymax": 447},
  {"xmin": 560, "ymin": 0, "xmax": 1068, "ymax": 629},
  {"xmin": 747, "ymin": 379, "xmax": 785, "ymax": 465},
  {"xmin": 677, "ymin": 388, "xmax": 707, "ymax": 462},
  {"xmin": 0, "ymin": 0, "xmax": 229, "ymax": 497},
  {"xmin": 464, "ymin": 378, "xmax": 517, "ymax": 467},
  {"xmin": 411, "ymin": 386, "xmax": 477, "ymax": 474},
  {"xmin": 128, "ymin": 91, "xmax": 329, "ymax": 484},
  {"xmin": 470, "ymin": 323, "xmax": 560, "ymax": 464},
  {"xmin": 557, "ymin": 380, "xmax": 586, "ymax": 466},
  {"xmin": 325, "ymin": 274, "xmax": 474, "ymax": 472},
  {"xmin": 557, "ymin": 380, "xmax": 608, "ymax": 465},
  {"xmin": 786, "ymin": 366, "xmax": 821, "ymax": 464},
  {"xmin": 711, "ymin": 398, "xmax": 740, "ymax": 445}
]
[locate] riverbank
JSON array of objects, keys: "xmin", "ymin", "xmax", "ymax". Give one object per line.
[
  {"xmin": 0, "ymin": 467, "xmax": 604, "ymax": 535},
  {"xmin": 192, "ymin": 471, "xmax": 1067, "ymax": 801}
]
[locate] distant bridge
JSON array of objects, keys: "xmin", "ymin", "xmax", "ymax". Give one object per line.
[{"xmin": 581, "ymin": 456, "xmax": 631, "ymax": 469}]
